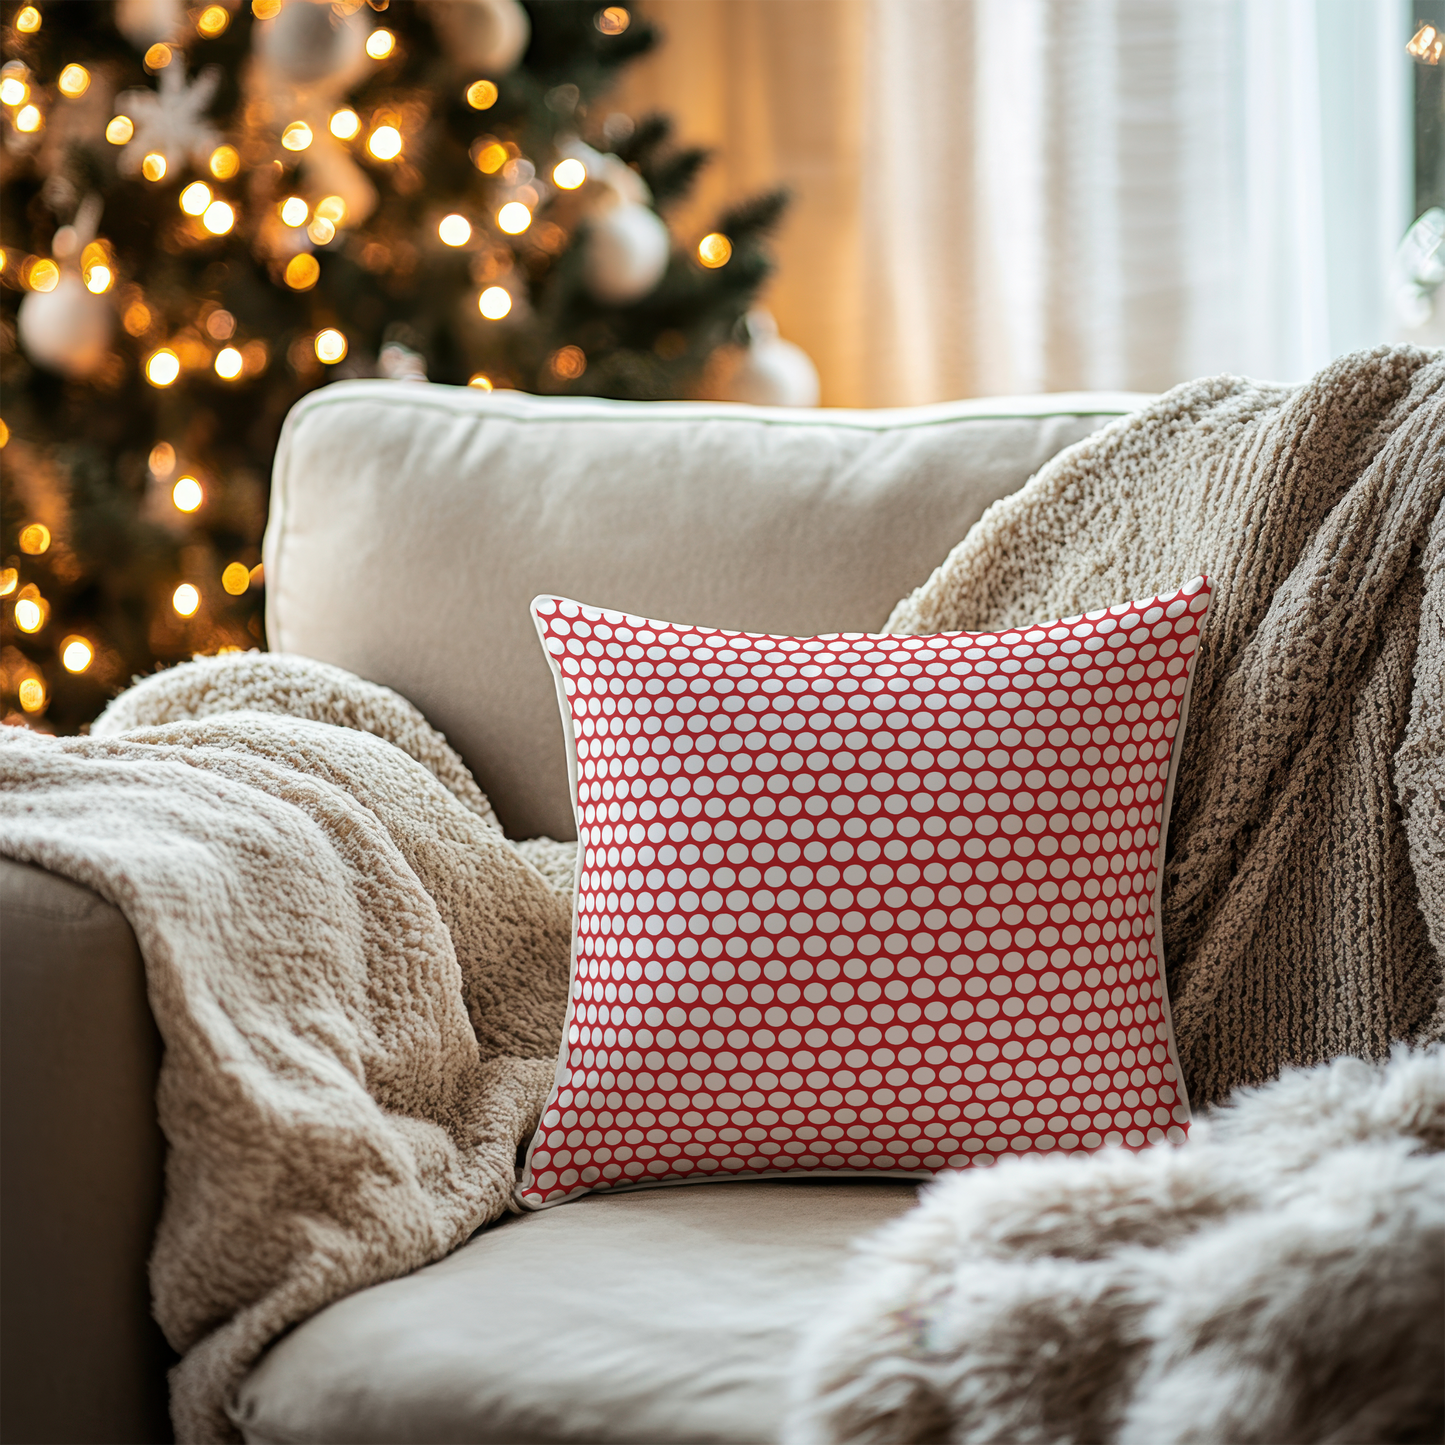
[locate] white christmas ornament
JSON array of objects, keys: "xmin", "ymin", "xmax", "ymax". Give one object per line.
[
  {"xmin": 562, "ymin": 140, "xmax": 670, "ymax": 306},
  {"xmin": 722, "ymin": 310, "xmax": 820, "ymax": 408},
  {"xmin": 255, "ymin": 0, "xmax": 369, "ymax": 87},
  {"xmin": 426, "ymin": 0, "xmax": 530, "ymax": 76},
  {"xmin": 116, "ymin": 0, "xmax": 186, "ymax": 48},
  {"xmin": 18, "ymin": 273, "xmax": 114, "ymax": 379},
  {"xmin": 583, "ymin": 201, "xmax": 671, "ymax": 305},
  {"xmin": 558, "ymin": 136, "xmax": 650, "ymax": 205},
  {"xmin": 114, "ymin": 62, "xmax": 222, "ymax": 178}
]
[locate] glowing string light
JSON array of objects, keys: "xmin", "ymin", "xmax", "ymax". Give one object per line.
[
  {"xmin": 146, "ymin": 348, "xmax": 181, "ymax": 386},
  {"xmin": 172, "ymin": 476, "xmax": 203, "ymax": 512},
  {"xmin": 367, "ymin": 124, "xmax": 402, "ymax": 161},
  {"xmin": 474, "ymin": 141, "xmax": 508, "ymax": 174},
  {"xmin": 314, "ymin": 329, "xmax": 347, "ymax": 363},
  {"xmin": 61, "ymin": 636, "xmax": 93, "ymax": 673},
  {"xmin": 697, "ymin": 232, "xmax": 732, "ymax": 268},
  {"xmin": 497, "ymin": 201, "xmax": 531, "ymax": 234},
  {"xmin": 284, "ymin": 253, "xmax": 320, "ymax": 290},
  {"xmin": 438, "ymin": 214, "xmax": 472, "ymax": 246},
  {"xmin": 478, "ymin": 286, "xmax": 512, "ymax": 319},
  {"xmin": 58, "ymin": 64, "xmax": 90, "ymax": 97},
  {"xmin": 552, "ymin": 158, "xmax": 586, "ymax": 189},
  {"xmin": 1408, "ymin": 24, "xmax": 1442, "ymax": 62}
]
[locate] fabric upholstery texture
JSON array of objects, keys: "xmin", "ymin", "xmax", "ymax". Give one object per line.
[
  {"xmin": 233, "ymin": 1179, "xmax": 919, "ymax": 1445},
  {"xmin": 519, "ymin": 582, "xmax": 1208, "ymax": 1207},
  {"xmin": 887, "ymin": 347, "xmax": 1445, "ymax": 1105},
  {"xmin": 0, "ymin": 654, "xmax": 573, "ymax": 1443},
  {"xmin": 265, "ymin": 383, "xmax": 1146, "ymax": 840},
  {"xmin": 0, "ymin": 860, "xmax": 174, "ymax": 1445}
]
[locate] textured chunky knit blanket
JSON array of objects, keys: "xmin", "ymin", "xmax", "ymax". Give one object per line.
[
  {"xmin": 889, "ymin": 345, "xmax": 1445, "ymax": 1105},
  {"xmin": 0, "ymin": 657, "xmax": 575, "ymax": 1442},
  {"xmin": 784, "ymin": 344, "xmax": 1445, "ymax": 1444}
]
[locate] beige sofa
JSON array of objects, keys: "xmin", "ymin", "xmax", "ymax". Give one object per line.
[{"xmin": 0, "ymin": 383, "xmax": 1149, "ymax": 1444}]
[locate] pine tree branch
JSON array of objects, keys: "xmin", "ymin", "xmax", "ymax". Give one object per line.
[{"xmin": 715, "ymin": 189, "xmax": 792, "ymax": 244}]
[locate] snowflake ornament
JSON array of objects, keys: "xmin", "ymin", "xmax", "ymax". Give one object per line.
[{"xmin": 114, "ymin": 62, "xmax": 222, "ymax": 179}]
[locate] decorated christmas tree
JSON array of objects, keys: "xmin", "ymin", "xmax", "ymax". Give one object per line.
[{"xmin": 0, "ymin": 0, "xmax": 795, "ymax": 734}]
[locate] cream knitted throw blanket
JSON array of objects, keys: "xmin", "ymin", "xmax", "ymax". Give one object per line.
[
  {"xmin": 888, "ymin": 345, "xmax": 1445, "ymax": 1106},
  {"xmin": 0, "ymin": 656, "xmax": 574, "ymax": 1442}
]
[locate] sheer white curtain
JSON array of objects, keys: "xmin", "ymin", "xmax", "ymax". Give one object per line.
[{"xmin": 619, "ymin": 0, "xmax": 1413, "ymax": 406}]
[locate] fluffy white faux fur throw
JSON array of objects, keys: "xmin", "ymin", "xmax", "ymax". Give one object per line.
[
  {"xmin": 0, "ymin": 655, "xmax": 574, "ymax": 1443},
  {"xmin": 787, "ymin": 1047, "xmax": 1445, "ymax": 1445}
]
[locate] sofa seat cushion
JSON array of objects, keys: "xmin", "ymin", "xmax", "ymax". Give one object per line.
[{"xmin": 232, "ymin": 1178, "xmax": 918, "ymax": 1445}]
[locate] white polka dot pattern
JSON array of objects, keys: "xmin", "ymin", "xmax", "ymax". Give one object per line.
[{"xmin": 518, "ymin": 578, "xmax": 1211, "ymax": 1207}]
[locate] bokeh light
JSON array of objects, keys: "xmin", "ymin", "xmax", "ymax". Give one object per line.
[
  {"xmin": 146, "ymin": 349, "xmax": 181, "ymax": 387},
  {"xmin": 698, "ymin": 232, "xmax": 732, "ymax": 268},
  {"xmin": 367, "ymin": 124, "xmax": 402, "ymax": 161},
  {"xmin": 438, "ymin": 213, "xmax": 472, "ymax": 246},
  {"xmin": 553, "ymin": 158, "xmax": 586, "ymax": 189},
  {"xmin": 61, "ymin": 636, "xmax": 94, "ymax": 673},
  {"xmin": 478, "ymin": 286, "xmax": 512, "ymax": 319},
  {"xmin": 172, "ymin": 476, "xmax": 203, "ymax": 512},
  {"xmin": 314, "ymin": 328, "xmax": 347, "ymax": 363},
  {"xmin": 497, "ymin": 201, "xmax": 531, "ymax": 234}
]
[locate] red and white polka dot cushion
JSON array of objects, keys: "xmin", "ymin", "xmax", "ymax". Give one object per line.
[{"xmin": 517, "ymin": 578, "xmax": 1211, "ymax": 1208}]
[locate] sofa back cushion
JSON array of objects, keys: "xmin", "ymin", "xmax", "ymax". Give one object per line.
[{"xmin": 264, "ymin": 384, "xmax": 1148, "ymax": 840}]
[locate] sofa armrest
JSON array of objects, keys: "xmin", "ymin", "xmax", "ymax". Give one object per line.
[{"xmin": 1, "ymin": 859, "xmax": 174, "ymax": 1444}]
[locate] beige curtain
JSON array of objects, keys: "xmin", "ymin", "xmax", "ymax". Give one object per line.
[{"xmin": 617, "ymin": 0, "xmax": 1410, "ymax": 407}]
